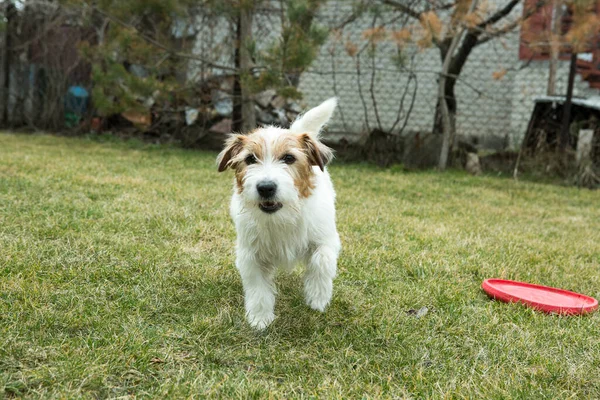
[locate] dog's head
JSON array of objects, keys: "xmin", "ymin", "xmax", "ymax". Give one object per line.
[{"xmin": 217, "ymin": 98, "xmax": 336, "ymax": 215}]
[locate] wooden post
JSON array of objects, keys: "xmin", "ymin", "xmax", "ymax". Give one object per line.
[
  {"xmin": 547, "ymin": 0, "xmax": 561, "ymax": 96},
  {"xmin": 576, "ymin": 129, "xmax": 593, "ymax": 165},
  {"xmin": 576, "ymin": 128, "xmax": 599, "ymax": 187},
  {"xmin": 559, "ymin": 52, "xmax": 577, "ymax": 152}
]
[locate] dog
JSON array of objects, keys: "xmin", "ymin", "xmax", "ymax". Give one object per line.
[{"xmin": 217, "ymin": 98, "xmax": 341, "ymax": 329}]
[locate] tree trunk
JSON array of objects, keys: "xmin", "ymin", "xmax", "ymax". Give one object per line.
[
  {"xmin": 232, "ymin": 18, "xmax": 242, "ymax": 132},
  {"xmin": 2, "ymin": 2, "xmax": 15, "ymax": 126},
  {"xmin": 239, "ymin": 5, "xmax": 255, "ymax": 131},
  {"xmin": 438, "ymin": 54, "xmax": 460, "ymax": 170},
  {"xmin": 438, "ymin": 1, "xmax": 477, "ymax": 169},
  {"xmin": 232, "ymin": 5, "xmax": 256, "ymax": 132},
  {"xmin": 433, "ymin": 80, "xmax": 457, "ymax": 136}
]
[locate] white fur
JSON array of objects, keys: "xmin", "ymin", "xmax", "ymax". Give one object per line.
[
  {"xmin": 290, "ymin": 97, "xmax": 337, "ymax": 137},
  {"xmin": 224, "ymin": 98, "xmax": 341, "ymax": 330}
]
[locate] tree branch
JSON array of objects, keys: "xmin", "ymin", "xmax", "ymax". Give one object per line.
[
  {"xmin": 448, "ymin": 31, "xmax": 478, "ymax": 79},
  {"xmin": 390, "ymin": 55, "xmax": 418, "ymax": 134},
  {"xmin": 305, "ymin": 67, "xmax": 486, "ymax": 97},
  {"xmin": 475, "ymin": 20, "xmax": 521, "ymax": 45},
  {"xmin": 451, "ymin": 0, "xmax": 548, "ymax": 82},
  {"xmin": 334, "ymin": 0, "xmax": 368, "ymax": 30},
  {"xmin": 379, "ymin": 0, "xmax": 423, "ymax": 20},
  {"xmin": 88, "ymin": 4, "xmax": 240, "ymax": 73},
  {"xmin": 329, "ymin": 50, "xmax": 350, "ymax": 132},
  {"xmin": 475, "ymin": 0, "xmax": 548, "ymax": 45},
  {"xmin": 354, "ymin": 41, "xmax": 372, "ymax": 132},
  {"xmin": 478, "ymin": 0, "xmax": 520, "ymax": 29}
]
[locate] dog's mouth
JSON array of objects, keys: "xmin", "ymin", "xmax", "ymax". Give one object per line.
[{"xmin": 259, "ymin": 201, "xmax": 283, "ymax": 214}]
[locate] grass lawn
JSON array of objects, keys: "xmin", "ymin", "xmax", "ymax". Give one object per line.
[{"xmin": 1, "ymin": 132, "xmax": 599, "ymax": 399}]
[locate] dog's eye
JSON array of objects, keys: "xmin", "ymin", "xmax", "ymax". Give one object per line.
[
  {"xmin": 245, "ymin": 154, "xmax": 257, "ymax": 165},
  {"xmin": 282, "ymin": 154, "xmax": 296, "ymax": 164}
]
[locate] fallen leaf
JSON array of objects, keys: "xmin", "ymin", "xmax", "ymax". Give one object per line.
[{"xmin": 492, "ymin": 69, "xmax": 507, "ymax": 80}]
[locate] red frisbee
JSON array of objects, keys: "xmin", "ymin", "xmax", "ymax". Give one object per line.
[{"xmin": 482, "ymin": 278, "xmax": 598, "ymax": 315}]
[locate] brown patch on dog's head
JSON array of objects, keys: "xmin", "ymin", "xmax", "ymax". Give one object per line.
[
  {"xmin": 269, "ymin": 133, "xmax": 334, "ymax": 198},
  {"xmin": 217, "ymin": 134, "xmax": 246, "ymax": 172},
  {"xmin": 217, "ymin": 131, "xmax": 267, "ymax": 194},
  {"xmin": 234, "ymin": 134, "xmax": 266, "ymax": 193},
  {"xmin": 274, "ymin": 134, "xmax": 315, "ymax": 198},
  {"xmin": 299, "ymin": 133, "xmax": 334, "ymax": 172},
  {"xmin": 217, "ymin": 128, "xmax": 334, "ymax": 199}
]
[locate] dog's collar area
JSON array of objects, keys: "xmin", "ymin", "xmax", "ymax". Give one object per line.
[{"xmin": 259, "ymin": 201, "xmax": 283, "ymax": 214}]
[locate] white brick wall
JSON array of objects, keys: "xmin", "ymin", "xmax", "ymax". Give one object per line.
[
  {"xmin": 190, "ymin": 1, "xmax": 600, "ymax": 150},
  {"xmin": 298, "ymin": 1, "xmax": 600, "ymax": 149}
]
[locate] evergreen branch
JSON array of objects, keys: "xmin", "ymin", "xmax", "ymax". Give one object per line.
[{"xmin": 87, "ymin": 4, "xmax": 240, "ymax": 73}]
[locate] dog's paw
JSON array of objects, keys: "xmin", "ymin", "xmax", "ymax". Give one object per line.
[
  {"xmin": 248, "ymin": 312, "xmax": 275, "ymax": 330},
  {"xmin": 304, "ymin": 277, "xmax": 332, "ymax": 312},
  {"xmin": 306, "ymin": 295, "xmax": 331, "ymax": 312}
]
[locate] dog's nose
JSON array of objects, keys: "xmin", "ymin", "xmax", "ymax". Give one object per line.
[{"xmin": 257, "ymin": 181, "xmax": 277, "ymax": 199}]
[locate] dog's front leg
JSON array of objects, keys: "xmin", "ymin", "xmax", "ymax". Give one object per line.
[
  {"xmin": 236, "ymin": 251, "xmax": 276, "ymax": 330},
  {"xmin": 304, "ymin": 244, "xmax": 339, "ymax": 312}
]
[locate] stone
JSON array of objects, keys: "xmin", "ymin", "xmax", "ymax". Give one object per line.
[
  {"xmin": 465, "ymin": 152, "xmax": 482, "ymax": 175},
  {"xmin": 286, "ymin": 111, "xmax": 298, "ymax": 123},
  {"xmin": 256, "ymin": 105, "xmax": 276, "ymax": 125},
  {"xmin": 273, "ymin": 108, "xmax": 289, "ymax": 126},
  {"xmin": 185, "ymin": 107, "xmax": 199, "ymax": 125},
  {"xmin": 270, "ymin": 95, "xmax": 286, "ymax": 109},
  {"xmin": 212, "ymin": 90, "xmax": 233, "ymax": 116},
  {"xmin": 219, "ymin": 76, "xmax": 235, "ymax": 92},
  {"xmin": 209, "ymin": 118, "xmax": 232, "ymax": 134},
  {"xmin": 287, "ymin": 101, "xmax": 303, "ymax": 113},
  {"xmin": 255, "ymin": 89, "xmax": 276, "ymax": 108}
]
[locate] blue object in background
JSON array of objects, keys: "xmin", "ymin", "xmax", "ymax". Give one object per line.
[
  {"xmin": 65, "ymin": 86, "xmax": 89, "ymax": 114},
  {"xmin": 64, "ymin": 86, "xmax": 89, "ymax": 128}
]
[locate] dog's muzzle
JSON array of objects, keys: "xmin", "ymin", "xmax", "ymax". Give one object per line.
[
  {"xmin": 259, "ymin": 201, "xmax": 283, "ymax": 213},
  {"xmin": 257, "ymin": 181, "xmax": 282, "ymax": 213}
]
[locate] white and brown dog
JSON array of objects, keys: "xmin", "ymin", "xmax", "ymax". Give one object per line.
[{"xmin": 217, "ymin": 98, "xmax": 341, "ymax": 329}]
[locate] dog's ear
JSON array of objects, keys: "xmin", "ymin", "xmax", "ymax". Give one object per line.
[
  {"xmin": 217, "ymin": 134, "xmax": 245, "ymax": 172},
  {"xmin": 290, "ymin": 97, "xmax": 337, "ymax": 136},
  {"xmin": 300, "ymin": 133, "xmax": 334, "ymax": 172}
]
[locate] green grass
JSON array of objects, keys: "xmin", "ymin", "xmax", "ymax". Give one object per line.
[{"xmin": 1, "ymin": 132, "xmax": 599, "ymax": 399}]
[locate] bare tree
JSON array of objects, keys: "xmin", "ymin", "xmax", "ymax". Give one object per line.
[
  {"xmin": 377, "ymin": 0, "xmax": 546, "ymax": 169},
  {"xmin": 438, "ymin": 0, "xmax": 477, "ymax": 170}
]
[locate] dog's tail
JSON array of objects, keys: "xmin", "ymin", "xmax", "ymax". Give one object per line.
[{"xmin": 290, "ymin": 97, "xmax": 337, "ymax": 138}]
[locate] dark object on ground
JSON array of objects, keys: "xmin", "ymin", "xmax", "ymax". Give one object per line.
[
  {"xmin": 402, "ymin": 132, "xmax": 443, "ymax": 169},
  {"xmin": 364, "ymin": 129, "xmax": 404, "ymax": 167},
  {"xmin": 480, "ymin": 151, "xmax": 519, "ymax": 174},
  {"xmin": 406, "ymin": 306, "xmax": 429, "ymax": 318}
]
